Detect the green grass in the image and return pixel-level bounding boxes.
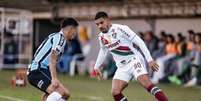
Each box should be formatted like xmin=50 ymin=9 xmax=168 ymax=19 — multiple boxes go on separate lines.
xmin=0 ymin=70 xmax=201 ymax=101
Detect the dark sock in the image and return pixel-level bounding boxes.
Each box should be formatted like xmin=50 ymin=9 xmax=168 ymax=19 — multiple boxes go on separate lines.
xmin=147 ymin=84 xmax=168 ymax=101
xmin=113 ymin=93 xmax=128 ymax=101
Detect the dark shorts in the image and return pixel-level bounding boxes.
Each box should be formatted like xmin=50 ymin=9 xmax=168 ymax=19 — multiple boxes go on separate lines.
xmin=27 ymin=68 xmax=51 ymax=94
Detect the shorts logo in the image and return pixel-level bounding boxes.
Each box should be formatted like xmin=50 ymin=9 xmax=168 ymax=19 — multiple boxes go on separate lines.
xmin=120 ymin=60 xmax=131 ymax=65
xmin=37 ymin=80 xmax=44 ymax=89
xmin=120 ymin=60 xmax=126 ymax=64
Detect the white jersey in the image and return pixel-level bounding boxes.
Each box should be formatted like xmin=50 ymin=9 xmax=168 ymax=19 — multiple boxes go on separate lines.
xmin=94 ymin=24 xmax=153 ymax=69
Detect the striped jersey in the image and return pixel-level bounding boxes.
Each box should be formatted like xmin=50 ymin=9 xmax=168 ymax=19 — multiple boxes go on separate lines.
xmin=94 ymin=24 xmax=153 ymax=69
xmin=30 ymin=31 xmax=66 ymax=71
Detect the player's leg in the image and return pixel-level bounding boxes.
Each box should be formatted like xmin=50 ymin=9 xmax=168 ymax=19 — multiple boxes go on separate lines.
xmin=27 ymin=68 xmax=69 ymax=101
xmin=41 ymin=93 xmax=48 ymax=101
xmin=27 ymin=70 xmax=51 ymax=101
xmin=35 ymin=68 xmax=69 ymax=101
xmin=112 ymin=67 xmax=133 ymax=101
xmin=45 ymin=83 xmax=70 ymax=101
xmin=132 ymin=54 xmax=168 ymax=101
xmin=58 ymin=83 xmax=70 ymax=99
xmin=137 ymin=74 xmax=168 ymax=101
xmin=111 ymin=79 xmax=128 ymax=101
xmin=45 ymin=79 xmax=70 ymax=101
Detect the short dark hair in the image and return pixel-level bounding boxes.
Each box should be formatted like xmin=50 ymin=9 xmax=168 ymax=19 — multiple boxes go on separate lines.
xmin=94 ymin=11 xmax=108 ymax=20
xmin=188 ymin=29 xmax=194 ymax=34
xmin=61 ymin=18 xmax=78 ymax=28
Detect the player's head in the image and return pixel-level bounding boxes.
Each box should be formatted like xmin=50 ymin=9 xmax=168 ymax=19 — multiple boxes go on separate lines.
xmin=61 ymin=18 xmax=79 ymax=40
xmin=195 ymin=33 xmax=201 ymax=44
xmin=94 ymin=11 xmax=111 ymax=33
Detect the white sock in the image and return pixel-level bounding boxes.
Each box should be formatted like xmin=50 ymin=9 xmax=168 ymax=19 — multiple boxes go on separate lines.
xmin=46 ymin=92 xmax=62 ymax=101
xmin=58 ymin=98 xmax=66 ymax=101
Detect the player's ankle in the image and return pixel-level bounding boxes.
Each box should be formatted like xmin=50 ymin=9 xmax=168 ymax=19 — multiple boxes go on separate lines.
xmin=113 ymin=93 xmax=128 ymax=101
xmin=155 ymin=91 xmax=168 ymax=101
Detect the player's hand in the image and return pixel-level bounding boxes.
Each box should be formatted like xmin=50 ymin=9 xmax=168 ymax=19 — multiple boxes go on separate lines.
xmin=148 ymin=61 xmax=159 ymax=72
xmin=94 ymin=69 xmax=103 ymax=81
xmin=51 ymin=78 xmax=59 ymax=88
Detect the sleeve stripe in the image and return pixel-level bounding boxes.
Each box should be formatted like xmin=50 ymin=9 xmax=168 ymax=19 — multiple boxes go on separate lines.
xmin=58 ymin=34 xmax=65 ymax=46
xmin=58 ymin=34 xmax=62 ymax=45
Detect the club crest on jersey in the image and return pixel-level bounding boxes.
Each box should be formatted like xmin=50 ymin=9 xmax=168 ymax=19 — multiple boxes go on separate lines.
xmin=100 ymin=36 xmax=109 ymax=45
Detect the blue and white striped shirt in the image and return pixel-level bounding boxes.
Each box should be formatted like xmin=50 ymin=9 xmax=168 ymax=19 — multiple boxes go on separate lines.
xmin=30 ymin=31 xmax=66 ymax=71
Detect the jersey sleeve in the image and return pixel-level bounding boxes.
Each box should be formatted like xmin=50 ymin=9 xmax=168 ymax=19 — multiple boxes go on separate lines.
xmin=132 ymin=35 xmax=153 ymax=62
xmin=117 ymin=25 xmax=137 ymax=41
xmin=118 ymin=25 xmax=153 ymax=62
xmin=94 ymin=36 xmax=109 ymax=70
xmin=51 ymin=34 xmax=66 ymax=55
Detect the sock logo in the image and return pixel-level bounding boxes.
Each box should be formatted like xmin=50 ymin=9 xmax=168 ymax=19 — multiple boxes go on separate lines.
xmin=120 ymin=97 xmax=128 ymax=101
xmin=151 ymin=87 xmax=161 ymax=95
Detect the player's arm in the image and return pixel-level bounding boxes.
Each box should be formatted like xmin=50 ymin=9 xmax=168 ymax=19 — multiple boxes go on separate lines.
xmin=49 ymin=50 xmax=59 ymax=87
xmin=50 ymin=34 xmax=66 ymax=87
xmin=131 ymin=35 xmax=159 ymax=71
xmin=94 ymin=38 xmax=109 ymax=80
xmin=120 ymin=26 xmax=159 ymax=71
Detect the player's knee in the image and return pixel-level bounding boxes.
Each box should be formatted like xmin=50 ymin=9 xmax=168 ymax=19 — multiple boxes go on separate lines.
xmin=111 ymin=89 xmax=121 ymax=96
xmin=62 ymin=91 xmax=70 ymax=100
xmin=46 ymin=85 xmax=56 ymax=94
xmin=137 ymin=74 xmax=152 ymax=88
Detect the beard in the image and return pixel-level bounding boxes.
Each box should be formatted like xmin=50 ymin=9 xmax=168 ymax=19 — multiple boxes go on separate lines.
xmin=100 ymin=28 xmax=108 ymax=33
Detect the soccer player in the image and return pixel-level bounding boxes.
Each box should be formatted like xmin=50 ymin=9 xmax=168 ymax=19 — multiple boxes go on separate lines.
xmin=94 ymin=11 xmax=168 ymax=101
xmin=27 ymin=18 xmax=78 ymax=101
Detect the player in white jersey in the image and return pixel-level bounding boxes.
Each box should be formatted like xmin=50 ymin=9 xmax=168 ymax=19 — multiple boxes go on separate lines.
xmin=94 ymin=11 xmax=168 ymax=101
xmin=27 ymin=18 xmax=78 ymax=101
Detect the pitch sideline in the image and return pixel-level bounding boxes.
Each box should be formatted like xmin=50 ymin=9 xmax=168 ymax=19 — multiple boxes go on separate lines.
xmin=0 ymin=94 xmax=29 ymax=101
xmin=0 ymin=94 xmax=103 ymax=101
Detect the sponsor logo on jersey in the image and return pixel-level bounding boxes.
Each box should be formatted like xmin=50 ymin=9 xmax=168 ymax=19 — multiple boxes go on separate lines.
xmin=107 ymin=40 xmax=120 ymax=48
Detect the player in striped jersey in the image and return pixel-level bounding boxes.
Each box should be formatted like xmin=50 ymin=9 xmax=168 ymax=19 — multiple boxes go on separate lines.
xmin=27 ymin=18 xmax=78 ymax=101
xmin=94 ymin=12 xmax=168 ymax=101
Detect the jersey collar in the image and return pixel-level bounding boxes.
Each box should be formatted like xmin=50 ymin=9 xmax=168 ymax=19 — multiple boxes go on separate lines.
xmin=102 ymin=24 xmax=113 ymax=35
xmin=59 ymin=30 xmax=64 ymax=35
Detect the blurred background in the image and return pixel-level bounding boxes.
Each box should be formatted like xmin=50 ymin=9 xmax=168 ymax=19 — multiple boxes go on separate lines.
xmin=0 ymin=0 xmax=201 ymax=101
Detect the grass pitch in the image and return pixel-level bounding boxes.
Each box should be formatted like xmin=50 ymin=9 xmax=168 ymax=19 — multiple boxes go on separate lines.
xmin=0 ymin=70 xmax=201 ymax=101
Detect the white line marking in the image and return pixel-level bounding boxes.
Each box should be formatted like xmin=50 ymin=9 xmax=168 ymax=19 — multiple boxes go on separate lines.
xmin=0 ymin=94 xmax=103 ymax=101
xmin=0 ymin=95 xmax=29 ymax=101
xmin=71 ymin=95 xmax=104 ymax=101
xmin=87 ymin=96 xmax=103 ymax=101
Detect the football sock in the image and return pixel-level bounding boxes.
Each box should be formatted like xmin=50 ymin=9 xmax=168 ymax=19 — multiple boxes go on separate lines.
xmin=46 ymin=92 xmax=62 ymax=101
xmin=113 ymin=93 xmax=128 ymax=101
xmin=147 ymin=84 xmax=168 ymax=101
xmin=58 ymin=98 xmax=66 ymax=101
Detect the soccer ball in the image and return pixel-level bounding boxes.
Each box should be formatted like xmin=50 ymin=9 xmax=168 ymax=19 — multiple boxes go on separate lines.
xmin=11 ymin=69 xmax=27 ymax=87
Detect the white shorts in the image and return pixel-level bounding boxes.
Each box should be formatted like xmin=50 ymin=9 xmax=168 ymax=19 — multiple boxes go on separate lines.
xmin=113 ymin=56 xmax=148 ymax=83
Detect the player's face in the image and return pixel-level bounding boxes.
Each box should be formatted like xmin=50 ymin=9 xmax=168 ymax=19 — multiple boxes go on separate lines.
xmin=64 ymin=26 xmax=77 ymax=40
xmin=195 ymin=34 xmax=201 ymax=43
xmin=95 ymin=17 xmax=110 ymax=33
